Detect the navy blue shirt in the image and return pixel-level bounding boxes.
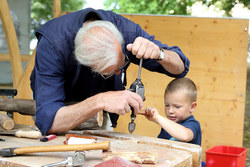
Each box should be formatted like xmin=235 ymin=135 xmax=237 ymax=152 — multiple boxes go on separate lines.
xmin=158 ymin=115 xmax=201 ymax=145
xmin=30 ymin=8 xmax=190 ymax=135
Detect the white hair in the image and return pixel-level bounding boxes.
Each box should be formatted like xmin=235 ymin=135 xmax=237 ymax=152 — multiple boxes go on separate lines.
xmin=74 ymin=20 xmax=124 ymax=73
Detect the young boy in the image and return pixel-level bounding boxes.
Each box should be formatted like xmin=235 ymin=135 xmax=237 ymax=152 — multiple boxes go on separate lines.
xmin=144 ymin=77 xmax=201 ymax=145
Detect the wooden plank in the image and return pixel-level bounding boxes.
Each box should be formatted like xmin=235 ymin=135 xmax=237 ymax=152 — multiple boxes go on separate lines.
xmin=0 ymin=0 xmax=22 ymax=88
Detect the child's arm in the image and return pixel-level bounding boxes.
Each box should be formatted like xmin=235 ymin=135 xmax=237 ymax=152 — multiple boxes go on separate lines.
xmin=144 ymin=107 xmax=194 ymax=143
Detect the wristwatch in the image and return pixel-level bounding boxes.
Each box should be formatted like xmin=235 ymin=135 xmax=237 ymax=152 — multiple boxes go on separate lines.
xmin=157 ymin=47 xmax=165 ymax=61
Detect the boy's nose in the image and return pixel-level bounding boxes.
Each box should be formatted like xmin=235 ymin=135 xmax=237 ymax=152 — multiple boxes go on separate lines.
xmin=169 ymin=107 xmax=174 ymax=114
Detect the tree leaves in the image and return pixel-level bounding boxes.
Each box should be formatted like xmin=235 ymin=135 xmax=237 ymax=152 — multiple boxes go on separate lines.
xmin=104 ymin=0 xmax=250 ymax=16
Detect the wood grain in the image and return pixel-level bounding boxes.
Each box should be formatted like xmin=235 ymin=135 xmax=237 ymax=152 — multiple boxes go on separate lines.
xmin=0 ymin=113 xmax=15 ymax=130
xmin=103 ymin=151 xmax=157 ymax=164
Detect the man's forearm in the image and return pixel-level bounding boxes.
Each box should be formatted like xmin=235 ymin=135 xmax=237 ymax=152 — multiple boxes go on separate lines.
xmin=159 ymin=49 xmax=185 ymax=75
xmin=48 ymin=94 xmax=104 ymax=134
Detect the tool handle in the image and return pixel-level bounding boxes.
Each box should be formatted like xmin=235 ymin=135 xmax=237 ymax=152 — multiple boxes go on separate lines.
xmin=0 ymin=89 xmax=17 ymax=96
xmin=15 ymin=130 xmax=42 ymax=139
xmin=137 ymin=110 xmax=146 ymax=115
xmin=14 ymin=141 xmax=110 ymax=155
xmin=130 ymin=107 xmax=136 ymax=119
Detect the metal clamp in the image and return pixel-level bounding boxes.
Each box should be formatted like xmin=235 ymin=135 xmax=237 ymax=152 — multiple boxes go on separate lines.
xmin=42 ymin=151 xmax=86 ymax=167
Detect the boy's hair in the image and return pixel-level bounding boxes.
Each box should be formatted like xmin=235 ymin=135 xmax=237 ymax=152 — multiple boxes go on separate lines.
xmin=165 ymin=77 xmax=197 ymax=103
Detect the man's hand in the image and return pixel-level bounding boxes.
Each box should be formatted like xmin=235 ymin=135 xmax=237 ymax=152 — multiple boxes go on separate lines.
xmin=99 ymin=90 xmax=143 ymax=115
xmin=127 ymin=37 xmax=161 ymax=60
xmin=127 ymin=37 xmax=185 ymax=75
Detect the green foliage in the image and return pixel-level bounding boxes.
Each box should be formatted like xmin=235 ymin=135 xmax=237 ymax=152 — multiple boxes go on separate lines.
xmin=104 ymin=0 xmax=250 ymax=16
xmin=31 ymin=0 xmax=85 ymax=33
xmin=104 ymin=0 xmax=196 ymax=15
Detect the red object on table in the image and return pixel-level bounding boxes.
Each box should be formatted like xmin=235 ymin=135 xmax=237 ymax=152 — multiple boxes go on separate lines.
xmin=94 ymin=156 xmax=142 ymax=167
xmin=206 ymin=145 xmax=248 ymax=167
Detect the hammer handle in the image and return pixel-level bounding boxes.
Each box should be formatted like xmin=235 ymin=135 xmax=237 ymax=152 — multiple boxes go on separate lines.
xmin=14 ymin=140 xmax=110 ymax=155
xmin=15 ymin=130 xmax=42 ymax=139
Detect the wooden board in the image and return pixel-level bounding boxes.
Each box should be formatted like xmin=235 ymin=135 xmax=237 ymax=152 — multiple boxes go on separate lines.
xmin=0 ymin=127 xmax=200 ymax=167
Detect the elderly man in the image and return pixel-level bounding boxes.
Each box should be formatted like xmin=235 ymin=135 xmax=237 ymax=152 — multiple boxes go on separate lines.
xmin=30 ymin=8 xmax=190 ymax=135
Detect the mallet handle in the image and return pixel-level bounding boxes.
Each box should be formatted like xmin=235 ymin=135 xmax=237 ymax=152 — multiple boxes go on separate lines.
xmin=14 ymin=141 xmax=110 ymax=155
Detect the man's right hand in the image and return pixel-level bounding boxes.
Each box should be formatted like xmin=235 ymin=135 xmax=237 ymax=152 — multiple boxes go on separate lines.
xmin=98 ymin=90 xmax=143 ymax=115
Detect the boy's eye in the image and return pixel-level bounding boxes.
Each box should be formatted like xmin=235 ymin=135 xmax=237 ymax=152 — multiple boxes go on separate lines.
xmin=165 ymin=104 xmax=170 ymax=107
xmin=175 ymin=105 xmax=181 ymax=109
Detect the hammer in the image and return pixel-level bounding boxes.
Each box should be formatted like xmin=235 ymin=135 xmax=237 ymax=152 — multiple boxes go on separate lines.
xmin=0 ymin=140 xmax=110 ymax=157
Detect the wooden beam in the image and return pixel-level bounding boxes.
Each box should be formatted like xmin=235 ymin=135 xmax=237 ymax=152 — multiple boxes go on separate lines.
xmin=53 ymin=0 xmax=61 ymax=18
xmin=0 ymin=0 xmax=22 ymax=88
xmin=13 ymin=48 xmax=36 ymax=126
xmin=0 ymin=53 xmax=30 ymax=62
xmin=0 ymin=0 xmax=22 ymax=86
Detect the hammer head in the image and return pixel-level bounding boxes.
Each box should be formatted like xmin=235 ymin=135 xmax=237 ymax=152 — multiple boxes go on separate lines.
xmin=0 ymin=148 xmax=17 ymax=157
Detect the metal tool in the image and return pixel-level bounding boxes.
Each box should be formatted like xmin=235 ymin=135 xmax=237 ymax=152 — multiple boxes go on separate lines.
xmin=0 ymin=140 xmax=110 ymax=157
xmin=128 ymin=58 xmax=145 ymax=134
xmin=42 ymin=151 xmax=86 ymax=167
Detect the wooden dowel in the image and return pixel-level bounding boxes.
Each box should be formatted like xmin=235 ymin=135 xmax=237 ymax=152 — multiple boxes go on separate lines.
xmin=0 ymin=113 xmax=15 ymax=130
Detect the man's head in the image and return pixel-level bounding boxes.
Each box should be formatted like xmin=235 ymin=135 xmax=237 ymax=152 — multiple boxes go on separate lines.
xmin=74 ymin=20 xmax=125 ymax=79
xmin=164 ymin=77 xmax=197 ymax=123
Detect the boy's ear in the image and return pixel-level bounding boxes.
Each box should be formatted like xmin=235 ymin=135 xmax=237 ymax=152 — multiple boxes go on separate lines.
xmin=190 ymin=102 xmax=197 ymax=113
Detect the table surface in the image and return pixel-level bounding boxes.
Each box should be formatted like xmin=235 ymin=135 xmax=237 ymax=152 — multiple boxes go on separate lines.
xmin=0 ymin=126 xmax=197 ymax=167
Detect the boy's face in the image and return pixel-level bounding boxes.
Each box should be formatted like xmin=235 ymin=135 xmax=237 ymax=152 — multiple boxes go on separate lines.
xmin=164 ymin=89 xmax=196 ymax=123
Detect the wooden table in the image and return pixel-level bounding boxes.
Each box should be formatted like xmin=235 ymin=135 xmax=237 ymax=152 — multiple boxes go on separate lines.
xmin=0 ymin=127 xmax=202 ymax=167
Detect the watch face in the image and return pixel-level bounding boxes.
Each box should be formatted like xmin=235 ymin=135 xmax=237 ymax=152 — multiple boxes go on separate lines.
xmin=159 ymin=48 xmax=165 ymax=60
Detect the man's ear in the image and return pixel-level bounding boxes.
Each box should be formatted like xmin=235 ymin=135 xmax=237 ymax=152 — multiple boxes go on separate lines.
xmin=190 ymin=102 xmax=197 ymax=113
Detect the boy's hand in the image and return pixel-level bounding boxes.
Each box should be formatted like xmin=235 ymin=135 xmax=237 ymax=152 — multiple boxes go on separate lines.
xmin=144 ymin=106 xmax=159 ymax=123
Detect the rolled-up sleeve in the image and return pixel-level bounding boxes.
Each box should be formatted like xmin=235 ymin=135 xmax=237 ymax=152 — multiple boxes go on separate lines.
xmin=33 ymin=36 xmax=66 ymax=135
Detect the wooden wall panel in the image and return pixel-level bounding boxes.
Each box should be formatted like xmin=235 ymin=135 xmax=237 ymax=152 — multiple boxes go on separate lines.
xmin=115 ymin=14 xmax=249 ymax=161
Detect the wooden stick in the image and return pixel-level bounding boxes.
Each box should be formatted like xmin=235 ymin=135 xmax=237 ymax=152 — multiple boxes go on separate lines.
xmin=137 ymin=110 xmax=146 ymax=115
xmin=0 ymin=113 xmax=15 ymax=130
xmin=103 ymin=150 xmax=158 ymax=164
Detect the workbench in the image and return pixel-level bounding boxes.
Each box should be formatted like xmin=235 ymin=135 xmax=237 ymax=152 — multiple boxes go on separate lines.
xmin=0 ymin=126 xmax=202 ymax=167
